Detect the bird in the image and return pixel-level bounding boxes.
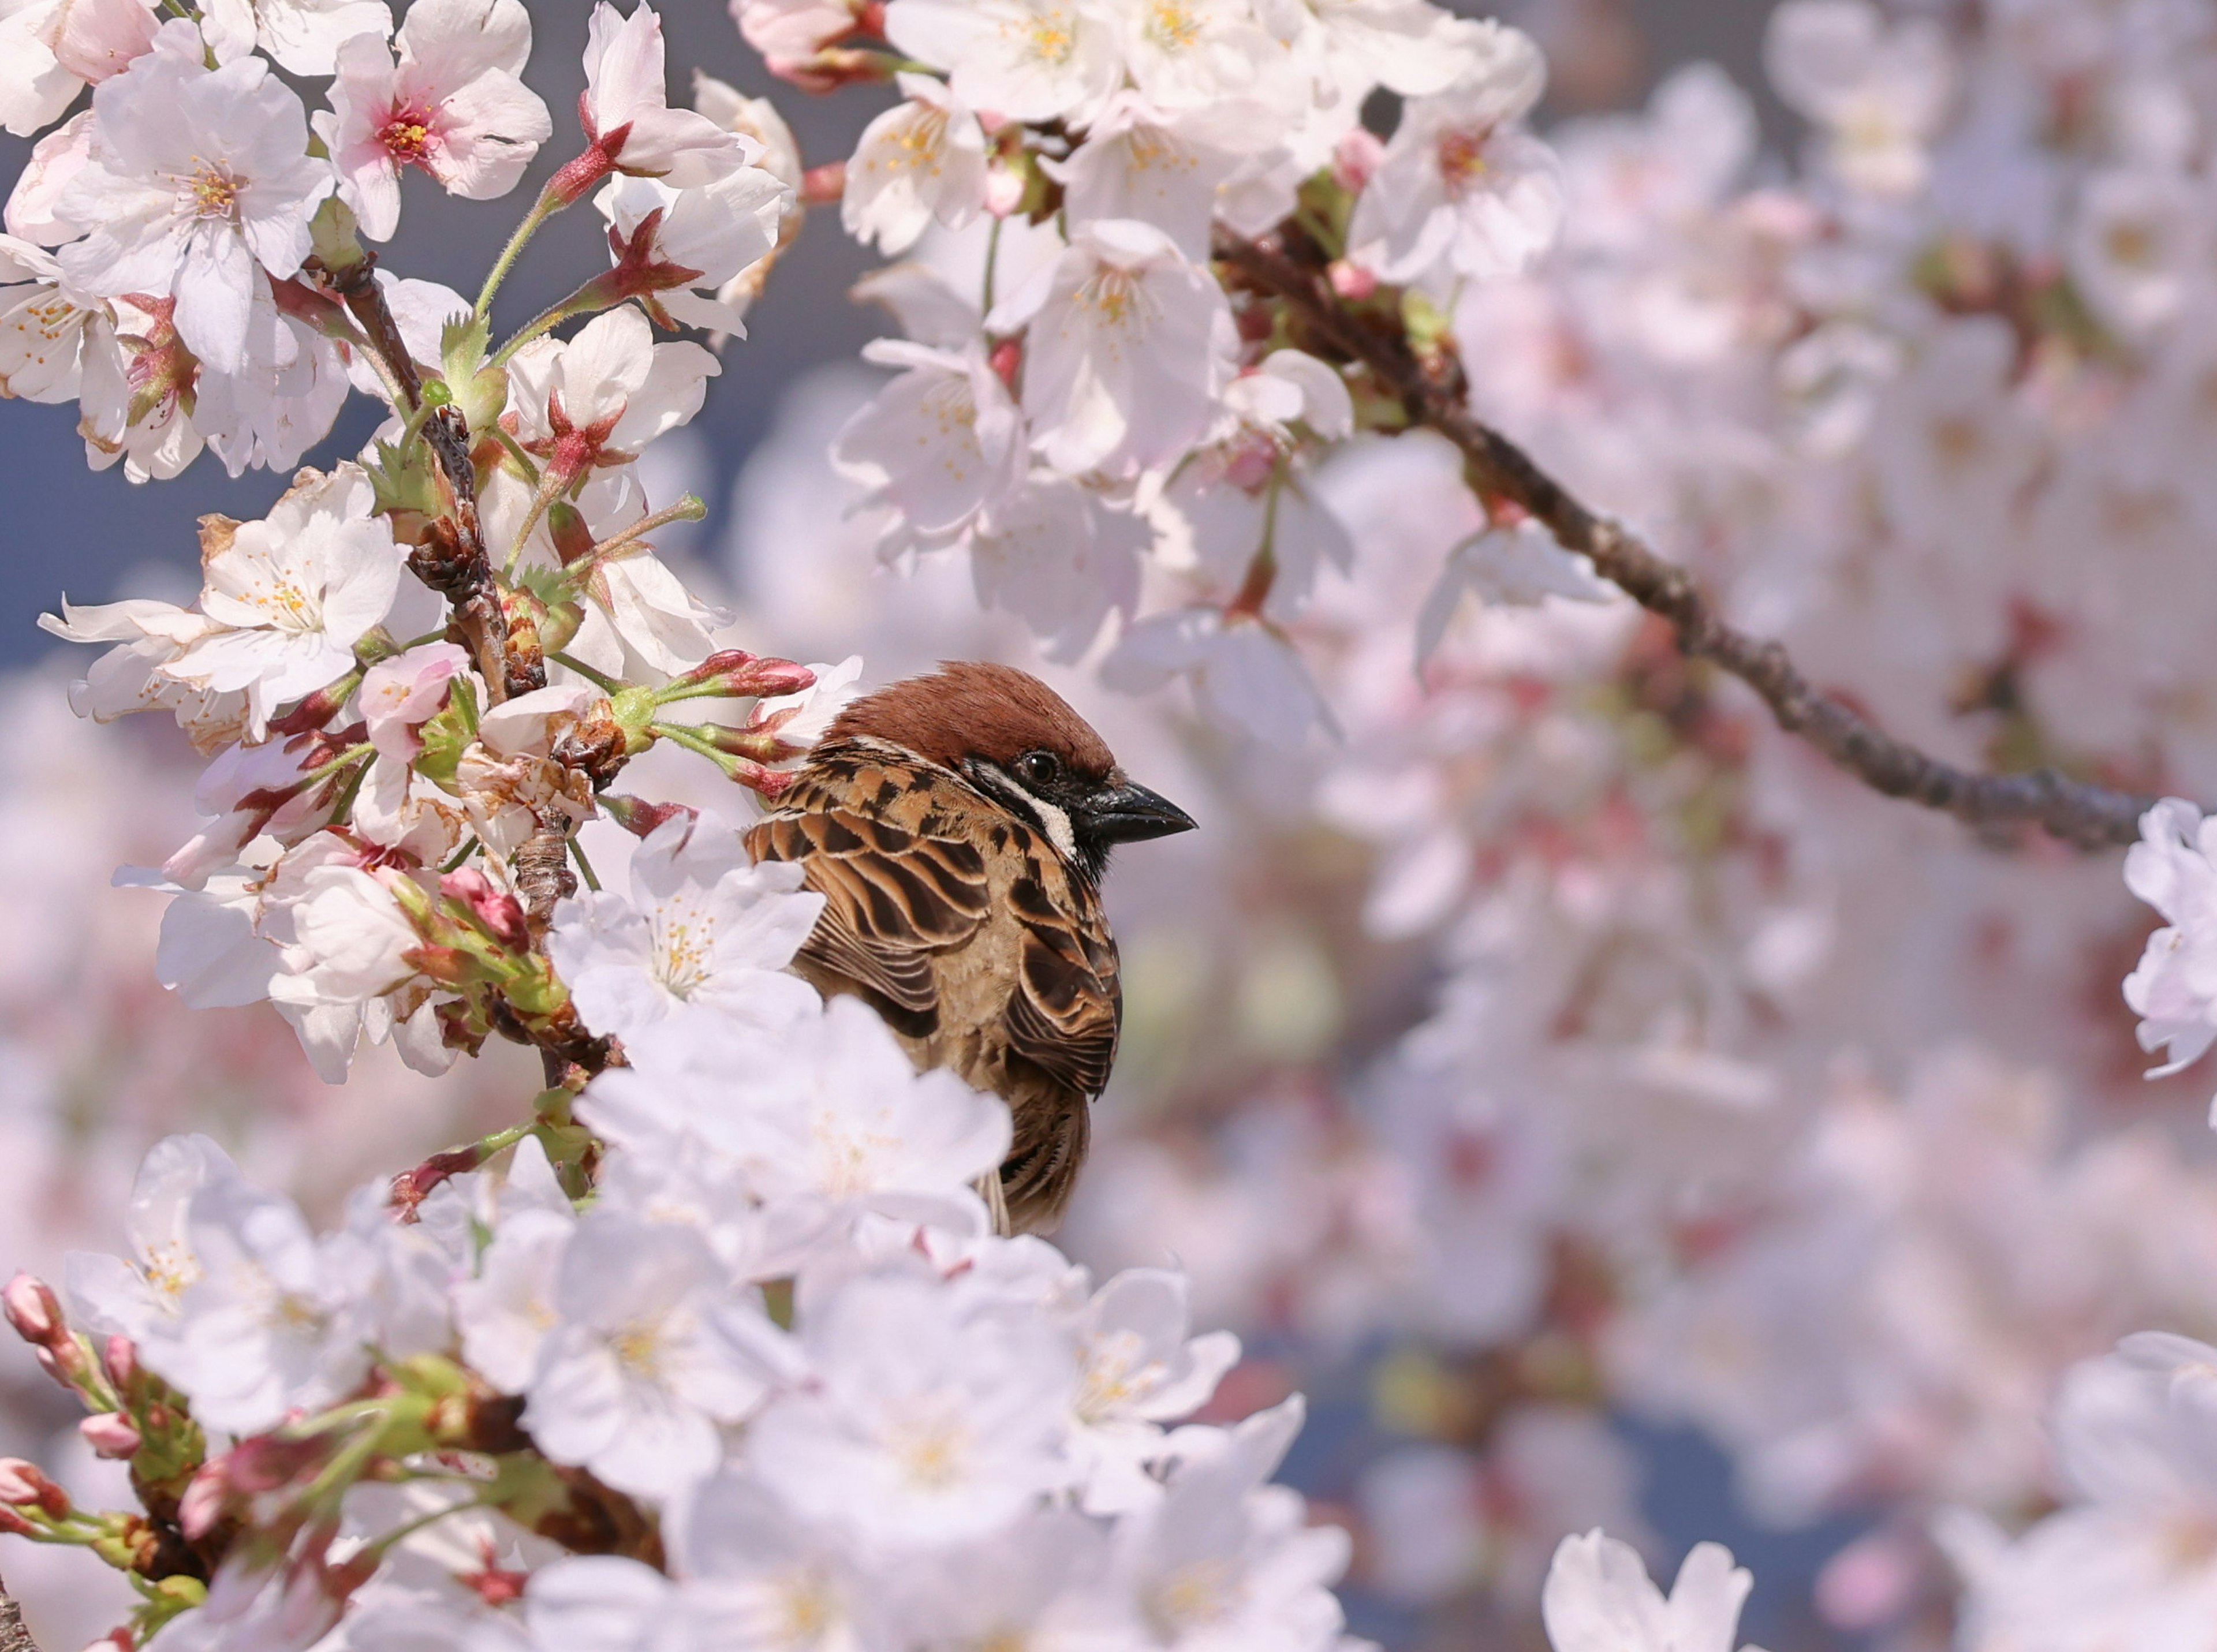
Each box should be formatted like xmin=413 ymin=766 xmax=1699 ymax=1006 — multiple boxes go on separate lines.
xmin=744 ymin=661 xmax=1196 ymax=1234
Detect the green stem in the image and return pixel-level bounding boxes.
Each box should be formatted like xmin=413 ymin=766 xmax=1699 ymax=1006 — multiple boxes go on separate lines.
xmin=569 ymin=830 xmax=602 ymax=892
xmin=489 ymin=424 xmax=543 ymax=487
xmin=575 ymin=495 xmax=705 ymax=567
xmin=490 ymin=279 xmax=616 ymax=372
xmin=981 ymin=213 xmax=1005 ymax=317
xmin=476 ymin=184 xmax=564 ymax=320
xmin=549 ymin=652 xmax=624 ymax=694
xmin=652 ymin=719 xmax=738 ymax=775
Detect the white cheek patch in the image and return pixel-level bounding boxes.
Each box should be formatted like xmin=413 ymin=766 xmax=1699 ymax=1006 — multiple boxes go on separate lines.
xmin=1025 ymin=793 xmax=1080 ymax=864
xmin=975 ymin=762 xmax=1080 ymax=863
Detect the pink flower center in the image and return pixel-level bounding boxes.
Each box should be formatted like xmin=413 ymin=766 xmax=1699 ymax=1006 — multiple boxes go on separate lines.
xmin=380 ymin=107 xmax=436 ymax=165
xmin=1436 ymin=128 xmax=1494 ymax=197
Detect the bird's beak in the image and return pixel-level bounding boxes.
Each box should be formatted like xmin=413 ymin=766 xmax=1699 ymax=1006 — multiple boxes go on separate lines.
xmin=1081 ymin=779 xmax=1197 ymax=845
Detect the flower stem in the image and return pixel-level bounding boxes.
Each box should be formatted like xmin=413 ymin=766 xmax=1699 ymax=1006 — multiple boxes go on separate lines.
xmin=475 ymin=183 xmax=565 ymax=320
xmin=549 ymin=652 xmax=624 ymax=694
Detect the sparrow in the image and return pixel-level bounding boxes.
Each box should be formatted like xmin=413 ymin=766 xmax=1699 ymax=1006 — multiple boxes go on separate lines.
xmin=744 ymin=661 xmax=1196 ymax=1234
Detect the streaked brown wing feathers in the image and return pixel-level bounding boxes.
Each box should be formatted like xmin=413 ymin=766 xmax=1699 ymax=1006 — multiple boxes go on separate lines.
xmin=1005 ymin=917 xmax=1120 ymax=1099
xmin=747 ymin=808 xmax=991 ymax=1023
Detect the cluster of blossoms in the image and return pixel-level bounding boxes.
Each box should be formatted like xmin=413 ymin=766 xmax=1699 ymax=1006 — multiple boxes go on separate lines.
xmin=707 ymin=0 xmax=2217 ymax=1646
xmin=8 ymin=0 xmax=2217 ymax=1644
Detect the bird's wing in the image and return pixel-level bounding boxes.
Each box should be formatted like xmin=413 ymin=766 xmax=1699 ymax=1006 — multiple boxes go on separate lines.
xmin=747 ymin=810 xmax=992 ymax=1031
xmin=1003 ymin=870 xmax=1122 ymax=1101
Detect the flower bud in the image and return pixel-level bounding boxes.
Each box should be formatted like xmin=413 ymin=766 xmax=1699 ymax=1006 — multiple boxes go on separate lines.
xmin=800 ymin=159 xmax=849 ymax=203
xmin=441 ymin=869 xmax=531 ymax=952
xmin=1334 ymin=126 xmax=1384 ymax=193
xmin=103 ymin=1336 xmax=139 ymax=1392
xmin=3 ymin=1273 xmax=61 ymax=1344
xmin=0 ymin=1457 xmax=70 ymax=1518
xmin=667 ymin=650 xmax=817 ymax=701
xmin=80 ymin=1413 xmax=142 ymax=1460
xmin=600 ymin=795 xmax=699 ymax=840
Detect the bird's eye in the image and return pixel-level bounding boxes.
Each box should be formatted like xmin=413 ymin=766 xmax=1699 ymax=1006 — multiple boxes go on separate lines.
xmin=1015 ymin=750 xmax=1062 ymax=788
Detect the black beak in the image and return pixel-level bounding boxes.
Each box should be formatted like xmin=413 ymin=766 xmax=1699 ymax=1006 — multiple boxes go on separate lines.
xmin=1080 ymin=779 xmax=1197 ymax=846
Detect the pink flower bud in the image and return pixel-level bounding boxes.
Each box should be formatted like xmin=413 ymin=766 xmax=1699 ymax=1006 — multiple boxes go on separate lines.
xmin=0 ymin=1458 xmax=68 ymax=1518
xmin=3 ymin=1274 xmax=61 ymax=1344
xmin=80 ymin=1413 xmax=141 ymax=1459
xmin=984 ymin=159 xmax=1027 ymax=218
xmin=103 ymin=1335 xmax=139 ymax=1391
xmin=441 ymin=869 xmax=531 ymax=952
xmin=990 ymin=338 xmax=1023 ymax=395
xmin=178 ymin=1461 xmax=229 ymax=1541
xmin=602 ymin=795 xmax=700 ymax=840
xmin=1333 ymin=126 xmax=1384 ymax=193
xmin=1328 ymin=259 xmax=1378 ymax=301
xmin=671 ymin=650 xmax=817 ymax=700
xmin=801 ymin=159 xmax=848 ymax=204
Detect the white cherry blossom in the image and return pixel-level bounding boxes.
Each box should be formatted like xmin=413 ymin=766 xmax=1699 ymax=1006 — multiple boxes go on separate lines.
xmin=56 ymin=24 xmax=335 ymax=374
xmin=746 ymin=1269 xmax=1078 ymax=1548
xmin=989 ymin=217 xmax=1236 ymax=479
xmin=547 ymin=813 xmax=825 ymax=1046
xmin=583 ymin=1 xmax=751 ymax=188
xmin=0 ymin=0 xmax=156 ymax=138
xmin=2123 ymin=799 xmax=2217 ymax=1102
xmin=834 ymin=337 xmax=1027 ymax=545
xmin=883 ymin=0 xmax=1122 ymax=124
xmin=1542 ymin=1530 xmax=1768 ymax=1652
xmin=1043 ymin=94 xmax=1244 ymax=259
xmin=522 ymin=1213 xmax=787 ymax=1501
xmin=159 ymin=466 xmax=408 ymax=740
xmin=200 ymin=0 xmax=393 ymax=76
xmin=594 ymin=165 xmax=789 ymax=334
xmin=1346 ymin=23 xmax=1563 ymax=296
xmin=1766 ymin=0 xmax=1954 ymax=197
xmin=841 ymin=75 xmax=989 ymax=256
xmin=316 ymin=0 xmax=553 ymax=242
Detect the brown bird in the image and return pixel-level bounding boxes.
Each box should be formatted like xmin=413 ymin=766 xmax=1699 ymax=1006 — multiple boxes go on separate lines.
xmin=744 ymin=661 xmax=1196 ymax=1234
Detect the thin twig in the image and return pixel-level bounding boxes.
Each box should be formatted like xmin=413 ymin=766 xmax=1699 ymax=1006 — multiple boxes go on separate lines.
xmin=0 ymin=1578 xmax=41 ymax=1652
xmin=1214 ymin=229 xmax=2156 ymax=850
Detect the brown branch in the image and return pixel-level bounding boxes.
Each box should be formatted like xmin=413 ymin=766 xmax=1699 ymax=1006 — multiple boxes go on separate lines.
xmin=0 ymin=1578 xmax=39 ymax=1652
xmin=1214 ymin=229 xmax=2156 ymax=850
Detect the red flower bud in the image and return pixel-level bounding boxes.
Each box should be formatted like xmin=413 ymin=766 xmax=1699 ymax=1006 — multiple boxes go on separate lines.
xmin=801 ymin=159 xmax=849 ymax=203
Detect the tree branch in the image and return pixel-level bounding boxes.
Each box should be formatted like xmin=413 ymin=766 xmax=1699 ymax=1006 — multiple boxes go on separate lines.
xmin=1214 ymin=229 xmax=2155 ymax=850
xmin=0 ymin=1578 xmax=40 ymax=1652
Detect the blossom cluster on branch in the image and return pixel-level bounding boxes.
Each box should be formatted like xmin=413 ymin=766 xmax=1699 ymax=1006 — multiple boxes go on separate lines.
xmin=0 ymin=0 xmax=2215 ymax=1646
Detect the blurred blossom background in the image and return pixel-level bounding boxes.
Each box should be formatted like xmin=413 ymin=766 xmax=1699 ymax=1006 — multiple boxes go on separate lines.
xmin=8 ymin=0 xmax=2217 ymax=1648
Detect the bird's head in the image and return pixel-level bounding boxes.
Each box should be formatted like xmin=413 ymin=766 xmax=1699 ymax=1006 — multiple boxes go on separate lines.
xmin=826 ymin=661 xmax=1196 ymax=881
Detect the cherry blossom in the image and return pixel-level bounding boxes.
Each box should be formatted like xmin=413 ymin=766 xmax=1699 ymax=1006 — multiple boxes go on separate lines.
xmin=0 ymin=0 xmax=156 ymax=138
xmin=988 ymin=218 xmax=1236 ymax=478
xmin=546 ymin=813 xmax=825 ymax=1045
xmin=746 ymin=1269 xmax=1077 ymax=1547
xmin=158 ymin=466 xmax=408 ymax=741
xmin=200 ymin=0 xmax=393 ymax=77
xmin=1345 ymin=22 xmax=1564 ymax=296
xmin=316 ymin=0 xmax=553 ymax=242
xmin=55 ymin=24 xmax=335 ymax=375
xmin=522 ymin=1213 xmax=786 ymax=1501
xmin=1542 ymin=1531 xmax=1768 ymax=1652
xmin=581 ymin=1 xmax=751 ymax=188
xmin=884 ymin=0 xmax=1121 ymax=123
xmin=841 ymin=75 xmax=989 ymax=256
